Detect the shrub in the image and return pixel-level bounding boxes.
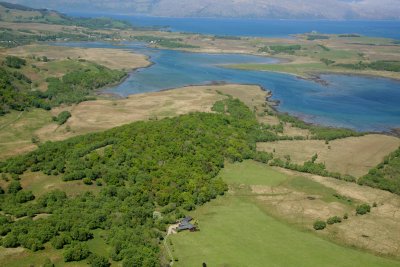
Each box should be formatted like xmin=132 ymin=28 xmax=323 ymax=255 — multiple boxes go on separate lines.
xmin=5 ymin=56 xmax=26 ymax=69
xmin=63 ymin=242 xmax=90 ymax=262
xmin=43 ymin=258 xmax=55 ymax=267
xmin=51 ymin=233 xmax=71 ymax=249
xmin=88 ymin=254 xmax=111 ymax=267
xmin=15 ymin=190 xmax=35 ymax=203
xmin=83 ymin=178 xmax=93 ymax=185
xmin=327 ymin=216 xmax=342 ymax=225
xmin=2 ymin=233 xmax=19 ymax=248
xmin=54 ymin=111 xmax=71 ymax=125
xmin=343 ymin=213 xmax=348 ymax=220
xmin=313 ymin=220 xmax=326 ymax=230
xmin=356 ymin=204 xmax=371 ymax=215
xmin=8 ymin=180 xmax=22 ymax=194
xmin=70 ymin=227 xmax=93 ymax=241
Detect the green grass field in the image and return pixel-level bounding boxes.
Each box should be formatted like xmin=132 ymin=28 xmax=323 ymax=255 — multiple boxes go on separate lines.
xmin=0 ymin=109 xmax=52 ymax=159
xmin=170 ymin=161 xmax=400 ymax=267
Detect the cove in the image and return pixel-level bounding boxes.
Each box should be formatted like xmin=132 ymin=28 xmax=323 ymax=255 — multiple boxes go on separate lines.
xmin=54 ymin=42 xmax=400 ymax=132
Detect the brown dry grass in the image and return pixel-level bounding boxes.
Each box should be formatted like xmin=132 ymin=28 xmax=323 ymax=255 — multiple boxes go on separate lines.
xmin=37 ymin=84 xmax=266 ymax=141
xmin=252 ymin=166 xmax=400 ymax=257
xmin=5 ymin=44 xmax=150 ymax=70
xmin=0 ymin=84 xmax=268 ymax=158
xmin=257 ymin=134 xmax=400 ymax=177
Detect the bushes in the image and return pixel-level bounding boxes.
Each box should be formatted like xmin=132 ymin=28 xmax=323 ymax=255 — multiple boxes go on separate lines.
xmin=70 ymin=227 xmax=93 ymax=241
xmin=277 ymin=113 xmax=363 ymax=141
xmin=63 ymin=242 xmax=90 ymax=262
xmin=327 ymin=216 xmax=342 ymax=225
xmin=313 ymin=220 xmax=326 ymax=230
xmin=321 ymin=58 xmax=335 ymax=66
xmin=51 ymin=233 xmax=71 ymax=249
xmin=133 ymin=36 xmax=199 ymax=49
xmin=7 ymin=180 xmax=22 ymax=194
xmin=4 ymin=56 xmax=26 ymax=69
xmin=356 ymin=204 xmax=371 ymax=215
xmin=88 ymin=254 xmax=111 ymax=267
xmin=336 ymin=60 xmax=400 ymax=72
xmin=2 ymin=233 xmax=19 ymax=247
xmin=259 ymin=45 xmax=301 ymax=54
xmin=53 ymin=111 xmax=71 ymax=125
xmin=15 ymin=190 xmax=35 ymax=203
xmin=358 ymin=147 xmax=400 ymax=195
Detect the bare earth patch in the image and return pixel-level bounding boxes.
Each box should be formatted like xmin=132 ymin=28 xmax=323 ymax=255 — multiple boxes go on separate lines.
xmin=257 ymin=134 xmax=400 ymax=177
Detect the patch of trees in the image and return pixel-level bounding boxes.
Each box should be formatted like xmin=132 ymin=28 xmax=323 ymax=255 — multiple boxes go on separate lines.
xmin=133 ymin=35 xmax=199 ymax=49
xmin=321 ymin=58 xmax=335 ymax=66
xmin=269 ymin=155 xmax=356 ymax=182
xmin=277 ymin=113 xmax=363 ymax=141
xmin=338 ymin=34 xmax=361 ymax=38
xmin=317 ymin=44 xmax=330 ymax=51
xmin=313 ymin=220 xmax=326 ymax=230
xmin=0 ymin=62 xmax=125 ymax=115
xmin=356 ymin=204 xmax=371 ymax=215
xmin=358 ymin=147 xmax=400 ymax=195
xmin=0 ymin=98 xmax=267 ymax=265
xmin=40 ymin=63 xmax=125 ymax=106
xmin=0 ymin=28 xmax=116 ymax=48
xmin=259 ymin=45 xmax=301 ymax=55
xmin=53 ymin=111 xmax=71 ymax=125
xmin=307 ymin=35 xmax=329 ymax=40
xmin=4 ymin=55 xmax=26 ymax=68
xmin=326 ymin=216 xmax=342 ymax=225
xmin=0 ymin=66 xmax=45 ymax=115
xmin=314 ymin=214 xmax=345 ymax=230
xmin=336 ymin=60 xmax=400 ymax=72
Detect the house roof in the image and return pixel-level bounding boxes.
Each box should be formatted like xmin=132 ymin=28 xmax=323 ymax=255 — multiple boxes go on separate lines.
xmin=181 ymin=216 xmax=192 ymax=223
xmin=177 ymin=222 xmax=195 ymax=230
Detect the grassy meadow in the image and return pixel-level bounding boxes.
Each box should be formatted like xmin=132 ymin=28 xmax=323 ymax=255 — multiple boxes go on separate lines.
xmin=170 ymin=161 xmax=400 ymax=267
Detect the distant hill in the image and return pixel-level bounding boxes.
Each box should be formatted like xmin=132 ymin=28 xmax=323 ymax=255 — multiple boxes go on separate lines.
xmin=0 ymin=2 xmax=132 ymax=29
xmin=4 ymin=0 xmax=400 ymax=20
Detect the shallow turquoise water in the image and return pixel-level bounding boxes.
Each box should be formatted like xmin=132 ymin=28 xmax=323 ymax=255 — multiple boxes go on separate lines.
xmin=55 ymin=42 xmax=400 ymax=132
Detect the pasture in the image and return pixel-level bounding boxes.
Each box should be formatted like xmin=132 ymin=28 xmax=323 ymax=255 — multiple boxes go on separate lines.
xmin=170 ymin=160 xmax=400 ymax=266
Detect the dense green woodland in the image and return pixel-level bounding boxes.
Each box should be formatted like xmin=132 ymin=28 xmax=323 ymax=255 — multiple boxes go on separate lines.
xmin=0 ymin=98 xmax=271 ymax=266
xmin=0 ymin=57 xmax=125 ymax=115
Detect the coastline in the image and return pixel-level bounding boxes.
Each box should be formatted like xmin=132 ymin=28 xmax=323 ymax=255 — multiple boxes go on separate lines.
xmin=58 ymin=42 xmax=399 ymax=135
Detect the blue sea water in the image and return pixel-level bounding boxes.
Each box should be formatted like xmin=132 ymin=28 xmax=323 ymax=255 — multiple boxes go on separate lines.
xmin=68 ymin=12 xmax=400 ymax=40
xmin=55 ymin=42 xmax=400 ymax=132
